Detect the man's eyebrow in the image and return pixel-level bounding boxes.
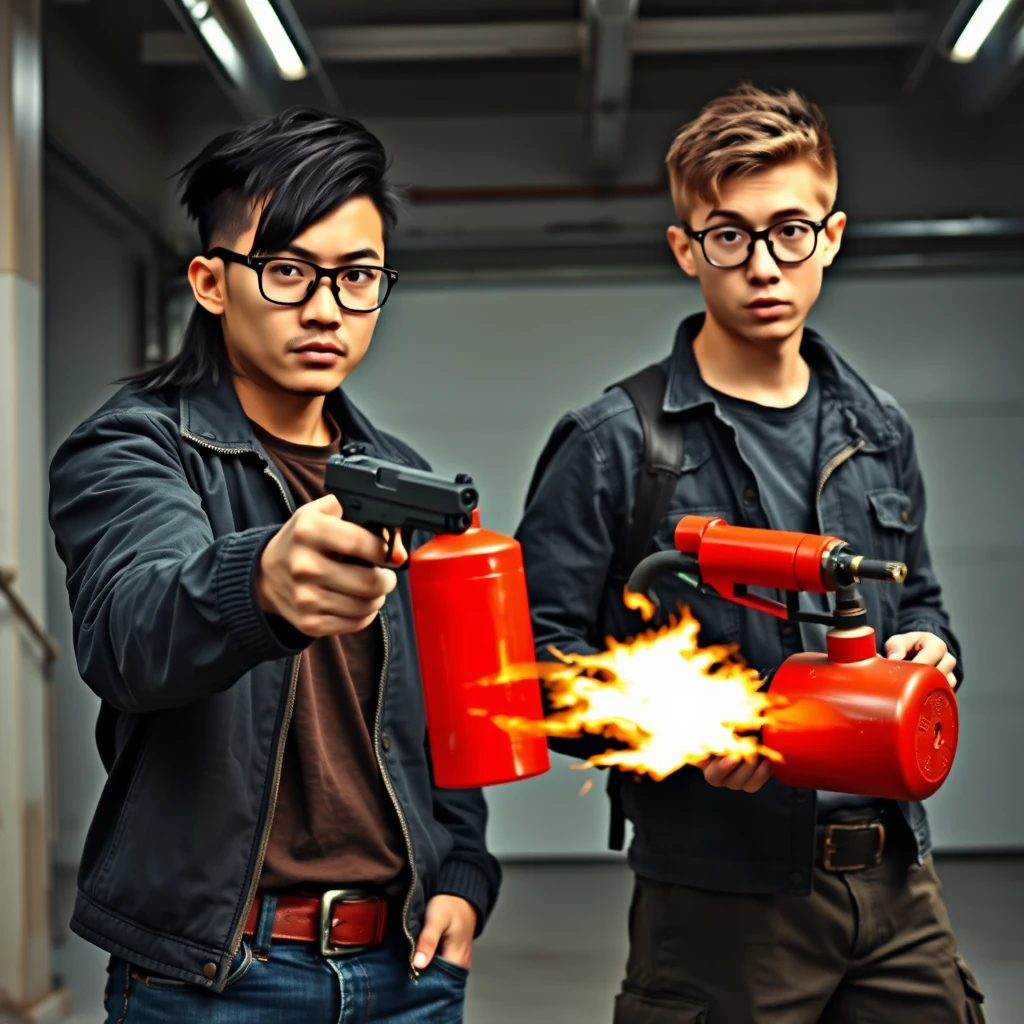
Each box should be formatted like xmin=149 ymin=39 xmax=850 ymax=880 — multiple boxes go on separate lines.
xmin=279 ymin=244 xmax=382 ymax=263
xmin=706 ymin=207 xmax=812 ymax=224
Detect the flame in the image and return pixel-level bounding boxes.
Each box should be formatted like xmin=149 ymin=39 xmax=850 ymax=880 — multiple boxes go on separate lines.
xmin=623 ymin=586 xmax=657 ymax=621
xmin=481 ymin=603 xmax=786 ymax=782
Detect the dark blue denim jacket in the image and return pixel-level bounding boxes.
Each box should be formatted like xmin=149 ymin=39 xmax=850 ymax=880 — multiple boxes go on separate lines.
xmin=515 ymin=313 xmax=962 ymax=895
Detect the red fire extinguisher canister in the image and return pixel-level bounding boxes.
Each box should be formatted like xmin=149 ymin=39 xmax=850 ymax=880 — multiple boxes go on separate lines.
xmin=762 ymin=626 xmax=959 ymax=802
xmin=408 ymin=508 xmax=551 ymax=789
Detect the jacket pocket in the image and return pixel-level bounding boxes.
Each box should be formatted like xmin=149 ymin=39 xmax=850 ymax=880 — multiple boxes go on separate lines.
xmin=865 ymin=488 xmax=917 ymax=607
xmin=614 ymin=990 xmax=708 ymax=1023
xmin=866 ymin=488 xmax=918 ymax=534
xmin=94 ymin=721 xmax=152 ymax=903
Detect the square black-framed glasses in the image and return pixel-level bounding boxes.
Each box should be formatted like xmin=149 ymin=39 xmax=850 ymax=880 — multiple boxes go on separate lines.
xmin=206 ymin=247 xmax=399 ymax=313
xmin=682 ymin=210 xmax=840 ymax=269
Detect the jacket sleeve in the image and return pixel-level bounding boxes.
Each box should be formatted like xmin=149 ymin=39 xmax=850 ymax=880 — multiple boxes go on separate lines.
xmin=514 ymin=411 xmax=632 ymax=759
xmin=49 ymin=409 xmax=311 ymax=713
xmin=886 ymin=402 xmax=964 ymax=688
xmin=429 ymin=766 xmax=502 ymax=936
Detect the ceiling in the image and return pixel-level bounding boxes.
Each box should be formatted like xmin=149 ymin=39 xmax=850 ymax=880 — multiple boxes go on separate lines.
xmin=43 ymin=0 xmax=1024 ymax=272
xmin=46 ymin=0 xmax=1024 ymax=130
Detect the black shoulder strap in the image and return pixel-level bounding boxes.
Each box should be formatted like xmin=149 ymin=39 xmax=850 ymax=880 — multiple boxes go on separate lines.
xmin=603 ymin=363 xmax=685 ymax=851
xmin=607 ymin=363 xmax=686 ymax=587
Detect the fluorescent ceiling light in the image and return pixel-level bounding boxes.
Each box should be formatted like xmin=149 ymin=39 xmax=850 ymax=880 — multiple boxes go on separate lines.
xmin=950 ymin=0 xmax=1016 ymax=62
xmin=180 ymin=0 xmax=246 ymax=84
xmin=198 ymin=17 xmax=246 ymax=83
xmin=244 ymin=0 xmax=308 ymax=80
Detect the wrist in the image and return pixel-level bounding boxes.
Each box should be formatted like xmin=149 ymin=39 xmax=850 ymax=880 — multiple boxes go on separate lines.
xmin=254 ymin=550 xmax=278 ymax=617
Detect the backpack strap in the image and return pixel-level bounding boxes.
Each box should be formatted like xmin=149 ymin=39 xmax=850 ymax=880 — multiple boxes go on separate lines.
xmin=603 ymin=363 xmax=686 ymax=850
xmin=606 ymin=363 xmax=687 ymax=587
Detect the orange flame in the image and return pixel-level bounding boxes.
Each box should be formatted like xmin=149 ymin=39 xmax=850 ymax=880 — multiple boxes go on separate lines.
xmin=622 ymin=586 xmax=657 ymax=622
xmin=480 ymin=602 xmax=786 ymax=782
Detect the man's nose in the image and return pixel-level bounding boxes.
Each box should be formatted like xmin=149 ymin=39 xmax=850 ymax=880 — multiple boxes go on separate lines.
xmin=302 ymin=277 xmax=343 ymax=325
xmin=746 ymin=237 xmax=781 ymax=281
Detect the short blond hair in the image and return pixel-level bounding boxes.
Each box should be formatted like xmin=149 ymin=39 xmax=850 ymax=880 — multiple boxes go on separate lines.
xmin=666 ymin=84 xmax=837 ymax=221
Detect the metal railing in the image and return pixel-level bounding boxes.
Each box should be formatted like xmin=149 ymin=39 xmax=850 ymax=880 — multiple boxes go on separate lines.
xmin=0 ymin=566 xmax=60 ymax=668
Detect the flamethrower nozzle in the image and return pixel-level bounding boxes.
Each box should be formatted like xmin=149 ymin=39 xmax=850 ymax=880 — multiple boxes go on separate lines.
xmin=826 ymin=548 xmax=907 ymax=588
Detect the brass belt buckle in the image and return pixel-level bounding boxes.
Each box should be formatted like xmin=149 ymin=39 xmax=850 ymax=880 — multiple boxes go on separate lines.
xmin=318 ymin=888 xmax=374 ymax=958
xmin=822 ymin=822 xmax=886 ymax=872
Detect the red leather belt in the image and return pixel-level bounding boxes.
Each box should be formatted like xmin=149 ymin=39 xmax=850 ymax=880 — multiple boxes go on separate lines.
xmin=243 ymin=889 xmax=388 ymax=957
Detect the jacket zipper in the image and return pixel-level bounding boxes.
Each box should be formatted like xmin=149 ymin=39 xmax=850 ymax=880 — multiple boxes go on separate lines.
xmin=815 ymin=437 xmax=865 ymax=522
xmin=373 ymin=611 xmax=420 ymax=976
xmin=180 ymin=429 xmax=302 ymax=961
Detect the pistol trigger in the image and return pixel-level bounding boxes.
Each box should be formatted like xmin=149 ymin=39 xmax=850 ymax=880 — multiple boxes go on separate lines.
xmin=385 ymin=530 xmax=396 ymax=563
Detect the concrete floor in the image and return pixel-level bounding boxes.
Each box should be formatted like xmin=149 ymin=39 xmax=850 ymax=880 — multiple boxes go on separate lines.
xmin=53 ymin=857 xmax=1022 ymax=1023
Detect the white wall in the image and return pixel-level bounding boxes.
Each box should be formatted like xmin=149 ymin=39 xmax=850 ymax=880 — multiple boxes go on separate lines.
xmin=342 ymin=268 xmax=1024 ymax=857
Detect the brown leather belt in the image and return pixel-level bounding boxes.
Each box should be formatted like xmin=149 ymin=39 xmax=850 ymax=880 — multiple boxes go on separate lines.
xmin=243 ymin=890 xmax=388 ymax=957
xmin=819 ymin=821 xmax=886 ymax=872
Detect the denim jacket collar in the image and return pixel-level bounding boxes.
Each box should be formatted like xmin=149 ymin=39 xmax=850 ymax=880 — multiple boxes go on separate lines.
xmin=664 ymin=313 xmax=900 ymax=453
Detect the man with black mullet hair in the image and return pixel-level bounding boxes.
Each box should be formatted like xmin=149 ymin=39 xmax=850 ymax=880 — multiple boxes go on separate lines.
xmin=49 ymin=107 xmax=500 ymax=1024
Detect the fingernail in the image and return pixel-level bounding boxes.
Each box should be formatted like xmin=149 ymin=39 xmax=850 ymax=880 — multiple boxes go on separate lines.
xmin=413 ymin=953 xmax=427 ymax=969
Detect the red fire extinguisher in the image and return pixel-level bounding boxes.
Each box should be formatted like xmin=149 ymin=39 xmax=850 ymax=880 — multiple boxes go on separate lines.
xmin=409 ymin=508 xmax=551 ymax=789
xmin=627 ymin=515 xmax=959 ymax=802
xmin=327 ymin=449 xmax=550 ymax=790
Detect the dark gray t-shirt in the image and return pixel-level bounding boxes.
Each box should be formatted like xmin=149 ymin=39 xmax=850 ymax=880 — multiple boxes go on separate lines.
xmin=711 ymin=368 xmax=881 ymax=822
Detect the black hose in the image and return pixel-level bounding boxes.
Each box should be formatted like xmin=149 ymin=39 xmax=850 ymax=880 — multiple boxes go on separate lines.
xmin=626 ymin=550 xmax=701 ymax=600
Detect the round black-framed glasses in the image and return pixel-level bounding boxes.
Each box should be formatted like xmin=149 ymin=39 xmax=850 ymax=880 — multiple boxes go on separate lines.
xmin=682 ymin=211 xmax=839 ymax=269
xmin=206 ymin=247 xmax=398 ymax=313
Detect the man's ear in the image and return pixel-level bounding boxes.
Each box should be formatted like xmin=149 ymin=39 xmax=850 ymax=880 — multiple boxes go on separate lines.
xmin=667 ymin=225 xmax=699 ymax=278
xmin=820 ymin=211 xmax=847 ymax=269
xmin=188 ymin=255 xmax=227 ymax=315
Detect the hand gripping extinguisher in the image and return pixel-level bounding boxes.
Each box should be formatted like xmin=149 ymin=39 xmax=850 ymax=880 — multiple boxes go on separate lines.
xmin=326 ymin=449 xmax=550 ymax=790
xmin=626 ymin=515 xmax=958 ymax=802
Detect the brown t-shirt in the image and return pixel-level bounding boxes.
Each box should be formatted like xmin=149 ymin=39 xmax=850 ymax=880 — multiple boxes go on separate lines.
xmin=254 ymin=416 xmax=408 ymax=895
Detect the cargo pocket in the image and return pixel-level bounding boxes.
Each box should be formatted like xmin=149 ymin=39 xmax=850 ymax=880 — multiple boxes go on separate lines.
xmin=614 ymin=990 xmax=708 ymax=1023
xmin=954 ymin=954 xmax=986 ymax=1024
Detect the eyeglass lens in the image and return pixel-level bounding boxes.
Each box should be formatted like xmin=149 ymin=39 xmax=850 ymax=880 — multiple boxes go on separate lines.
xmin=262 ymin=260 xmax=389 ymax=309
xmin=704 ymin=222 xmax=818 ymax=267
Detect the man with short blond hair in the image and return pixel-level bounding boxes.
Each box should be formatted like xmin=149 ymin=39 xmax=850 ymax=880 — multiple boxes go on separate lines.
xmin=516 ymin=84 xmax=984 ymax=1023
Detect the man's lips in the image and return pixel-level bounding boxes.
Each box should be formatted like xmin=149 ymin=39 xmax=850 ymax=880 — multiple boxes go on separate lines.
xmin=291 ymin=341 xmax=347 ymax=365
xmin=293 ymin=342 xmax=344 ymax=355
xmin=745 ymin=298 xmax=790 ymax=320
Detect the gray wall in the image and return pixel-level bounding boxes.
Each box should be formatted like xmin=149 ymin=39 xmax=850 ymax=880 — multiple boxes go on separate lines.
xmin=341 ymin=268 xmax=1024 ymax=857
xmin=43 ymin=165 xmax=157 ymax=869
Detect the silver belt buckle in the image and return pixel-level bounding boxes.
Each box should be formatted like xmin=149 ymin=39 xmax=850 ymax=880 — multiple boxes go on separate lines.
xmin=318 ymin=888 xmax=375 ymax=958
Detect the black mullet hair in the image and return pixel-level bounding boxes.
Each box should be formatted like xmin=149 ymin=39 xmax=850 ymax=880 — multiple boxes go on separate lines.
xmin=125 ymin=107 xmax=401 ymax=393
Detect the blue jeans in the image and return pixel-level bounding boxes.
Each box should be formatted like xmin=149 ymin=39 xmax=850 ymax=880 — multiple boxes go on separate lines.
xmin=101 ymin=895 xmax=467 ymax=1023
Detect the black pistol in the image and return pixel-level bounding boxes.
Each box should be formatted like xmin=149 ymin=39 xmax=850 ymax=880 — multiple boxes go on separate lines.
xmin=324 ymin=444 xmax=479 ymax=564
